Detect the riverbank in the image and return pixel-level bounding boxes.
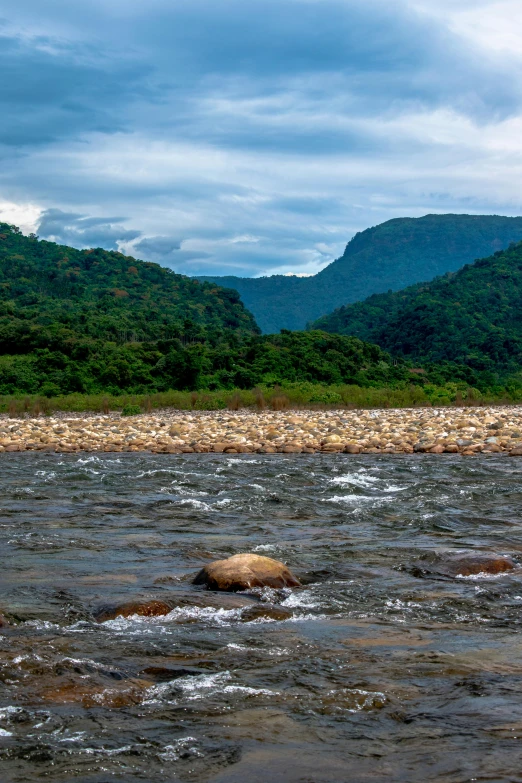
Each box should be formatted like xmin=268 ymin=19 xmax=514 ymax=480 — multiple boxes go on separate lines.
xmin=1 ymin=405 xmax=522 ymax=455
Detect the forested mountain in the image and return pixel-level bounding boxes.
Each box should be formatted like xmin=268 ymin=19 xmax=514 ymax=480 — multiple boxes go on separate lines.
xmin=0 ymin=223 xmax=423 ymax=395
xmin=197 ymin=214 xmax=522 ymax=332
xmin=311 ymin=240 xmax=522 ymax=378
xmin=0 ymin=222 xmax=258 ymax=347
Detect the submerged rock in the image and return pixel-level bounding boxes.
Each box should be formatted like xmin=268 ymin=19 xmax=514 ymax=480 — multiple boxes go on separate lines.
xmin=241 ymin=604 xmax=292 ymax=622
xmin=410 ymin=551 xmax=516 ymax=579
xmin=443 ymin=553 xmax=516 ymax=577
xmin=193 ymin=553 xmax=301 ymax=591
xmin=94 ymin=599 xmax=174 ymax=622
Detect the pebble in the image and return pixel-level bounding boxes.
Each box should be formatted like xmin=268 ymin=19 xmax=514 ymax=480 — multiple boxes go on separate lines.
xmin=1 ymin=406 xmax=522 ymax=455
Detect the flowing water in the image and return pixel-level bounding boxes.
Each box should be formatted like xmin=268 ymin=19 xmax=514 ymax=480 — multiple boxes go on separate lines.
xmin=1 ymin=453 xmax=522 ymax=782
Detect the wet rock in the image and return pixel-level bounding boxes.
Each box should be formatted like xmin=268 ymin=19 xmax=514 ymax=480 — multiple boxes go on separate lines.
xmin=241 ymin=604 xmax=292 ymax=622
xmin=193 ymin=553 xmax=301 ymax=591
xmin=94 ymin=599 xmax=175 ymax=622
xmin=444 ymin=553 xmax=516 ymax=577
xmin=410 ymin=551 xmax=516 ymax=579
xmin=509 ymin=445 xmax=522 ymax=456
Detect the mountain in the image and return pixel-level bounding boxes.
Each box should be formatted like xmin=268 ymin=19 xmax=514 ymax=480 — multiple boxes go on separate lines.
xmin=0 ymin=222 xmax=258 ymax=348
xmin=197 ymin=214 xmax=522 ymax=333
xmin=311 ymin=240 xmax=522 ymax=378
xmin=0 ymin=223 xmax=422 ymax=396
xmin=0 ymin=222 xmax=258 ymax=394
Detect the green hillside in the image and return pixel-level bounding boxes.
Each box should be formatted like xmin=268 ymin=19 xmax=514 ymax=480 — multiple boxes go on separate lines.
xmin=197 ymin=214 xmax=522 ymax=332
xmin=0 ymin=223 xmax=425 ymax=396
xmin=311 ymin=240 xmax=522 ymax=379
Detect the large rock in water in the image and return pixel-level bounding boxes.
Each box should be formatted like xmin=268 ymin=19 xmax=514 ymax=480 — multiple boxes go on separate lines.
xmin=410 ymin=551 xmax=516 ymax=579
xmin=94 ymin=599 xmax=175 ymax=623
xmin=443 ymin=553 xmax=516 ymax=577
xmin=193 ymin=553 xmax=301 ymax=591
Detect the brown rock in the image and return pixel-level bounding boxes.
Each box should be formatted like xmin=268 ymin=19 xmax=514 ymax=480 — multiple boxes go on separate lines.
xmin=241 ymin=604 xmax=292 ymax=622
xmin=510 ymin=446 xmax=522 ymax=456
xmin=428 ymin=444 xmax=444 ymax=454
xmin=413 ymin=552 xmax=516 ymax=579
xmin=193 ymin=553 xmax=301 ymax=592
xmin=94 ymin=599 xmax=174 ymax=623
xmin=444 ymin=553 xmax=516 ymax=577
xmin=444 ymin=444 xmax=459 ymax=453
xmin=344 ymin=444 xmax=361 ymax=454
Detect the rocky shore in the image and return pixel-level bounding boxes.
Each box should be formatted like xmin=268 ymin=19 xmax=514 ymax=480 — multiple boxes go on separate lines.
xmin=1 ymin=405 xmax=522 ymax=455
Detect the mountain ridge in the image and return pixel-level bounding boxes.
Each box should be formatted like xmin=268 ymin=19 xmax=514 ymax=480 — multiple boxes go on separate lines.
xmin=197 ymin=214 xmax=522 ymax=332
xmin=311 ymin=239 xmax=522 ymax=379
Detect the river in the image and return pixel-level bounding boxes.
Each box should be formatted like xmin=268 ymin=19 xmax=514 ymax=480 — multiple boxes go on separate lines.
xmin=1 ymin=453 xmax=522 ymax=782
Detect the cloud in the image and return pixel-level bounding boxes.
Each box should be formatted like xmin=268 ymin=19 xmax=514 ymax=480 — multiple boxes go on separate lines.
xmin=1 ymin=0 xmax=522 ymax=276
xmin=37 ymin=208 xmax=141 ymax=249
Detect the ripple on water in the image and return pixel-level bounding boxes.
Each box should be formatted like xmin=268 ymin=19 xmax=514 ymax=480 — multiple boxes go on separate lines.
xmin=1 ymin=453 xmax=522 ymax=782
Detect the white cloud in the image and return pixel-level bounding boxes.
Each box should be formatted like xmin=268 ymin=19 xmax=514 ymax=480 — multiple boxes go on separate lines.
xmin=0 ymin=201 xmax=41 ymax=233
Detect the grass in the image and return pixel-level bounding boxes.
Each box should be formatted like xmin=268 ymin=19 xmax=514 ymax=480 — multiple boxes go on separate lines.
xmin=0 ymin=381 xmax=521 ymax=417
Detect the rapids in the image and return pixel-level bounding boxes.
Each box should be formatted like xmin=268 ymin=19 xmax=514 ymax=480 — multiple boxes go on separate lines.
xmin=1 ymin=453 xmax=522 ymax=782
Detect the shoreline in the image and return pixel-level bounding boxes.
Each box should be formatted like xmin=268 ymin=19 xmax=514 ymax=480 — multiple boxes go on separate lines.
xmin=1 ymin=405 xmax=522 ymax=456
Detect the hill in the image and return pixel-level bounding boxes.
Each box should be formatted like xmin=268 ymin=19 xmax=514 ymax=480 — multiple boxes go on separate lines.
xmin=0 ymin=223 xmax=423 ymax=396
xmin=311 ymin=240 xmax=522 ymax=379
xmin=197 ymin=214 xmax=522 ymax=332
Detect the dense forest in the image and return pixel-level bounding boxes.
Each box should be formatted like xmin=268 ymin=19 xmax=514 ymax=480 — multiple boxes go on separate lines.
xmin=312 ymin=240 xmax=522 ymax=382
xmin=198 ymin=214 xmax=522 ymax=332
xmin=0 ymin=223 xmax=429 ymax=396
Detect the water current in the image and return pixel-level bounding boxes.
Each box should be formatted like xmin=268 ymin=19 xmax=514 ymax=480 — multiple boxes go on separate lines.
xmin=1 ymin=453 xmax=522 ymax=782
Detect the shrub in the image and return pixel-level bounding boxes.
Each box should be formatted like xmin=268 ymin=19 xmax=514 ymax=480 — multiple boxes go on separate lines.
xmin=121 ymin=404 xmax=141 ymax=416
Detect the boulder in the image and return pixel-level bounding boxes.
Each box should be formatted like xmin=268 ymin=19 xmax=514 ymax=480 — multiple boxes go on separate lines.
xmin=510 ymin=446 xmax=522 ymax=456
xmin=193 ymin=553 xmax=301 ymax=591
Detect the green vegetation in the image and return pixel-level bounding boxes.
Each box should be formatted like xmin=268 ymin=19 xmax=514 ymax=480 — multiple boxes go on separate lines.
xmin=312 ymin=240 xmax=522 ymax=385
xmin=198 ymin=214 xmax=522 ymax=332
xmin=3 ymin=221 xmax=522 ymax=412
xmin=2 ymin=380 xmax=521 ymax=418
xmin=0 ymin=222 xmax=438 ymax=398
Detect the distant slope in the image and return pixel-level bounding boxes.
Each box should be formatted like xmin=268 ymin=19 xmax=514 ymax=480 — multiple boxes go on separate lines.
xmin=197 ymin=214 xmax=522 ymax=332
xmin=0 ymin=221 xmax=259 ymax=350
xmin=311 ymin=241 xmax=522 ymax=376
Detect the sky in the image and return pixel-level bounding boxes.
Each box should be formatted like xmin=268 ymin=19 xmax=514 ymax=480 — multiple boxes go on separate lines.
xmin=1 ymin=0 xmax=522 ymax=278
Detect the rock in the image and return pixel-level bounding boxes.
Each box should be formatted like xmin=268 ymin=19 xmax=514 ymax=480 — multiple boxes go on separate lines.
xmin=428 ymin=445 xmax=444 ymax=454
xmin=443 ymin=553 xmax=516 ymax=577
xmin=94 ymin=599 xmax=174 ymax=622
xmin=444 ymin=444 xmax=459 ymax=453
xmin=241 ymin=604 xmax=292 ymax=622
xmin=509 ymin=446 xmax=522 ymax=456
xmin=344 ymin=444 xmax=361 ymax=454
xmin=411 ymin=551 xmax=516 ymax=579
xmin=193 ymin=553 xmax=301 ymax=592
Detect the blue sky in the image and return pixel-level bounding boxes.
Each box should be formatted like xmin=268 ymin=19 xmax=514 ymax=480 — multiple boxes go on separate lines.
xmin=1 ymin=0 xmax=522 ymax=277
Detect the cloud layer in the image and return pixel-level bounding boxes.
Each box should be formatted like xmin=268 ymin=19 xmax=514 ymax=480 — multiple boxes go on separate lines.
xmin=1 ymin=0 xmax=522 ymax=276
